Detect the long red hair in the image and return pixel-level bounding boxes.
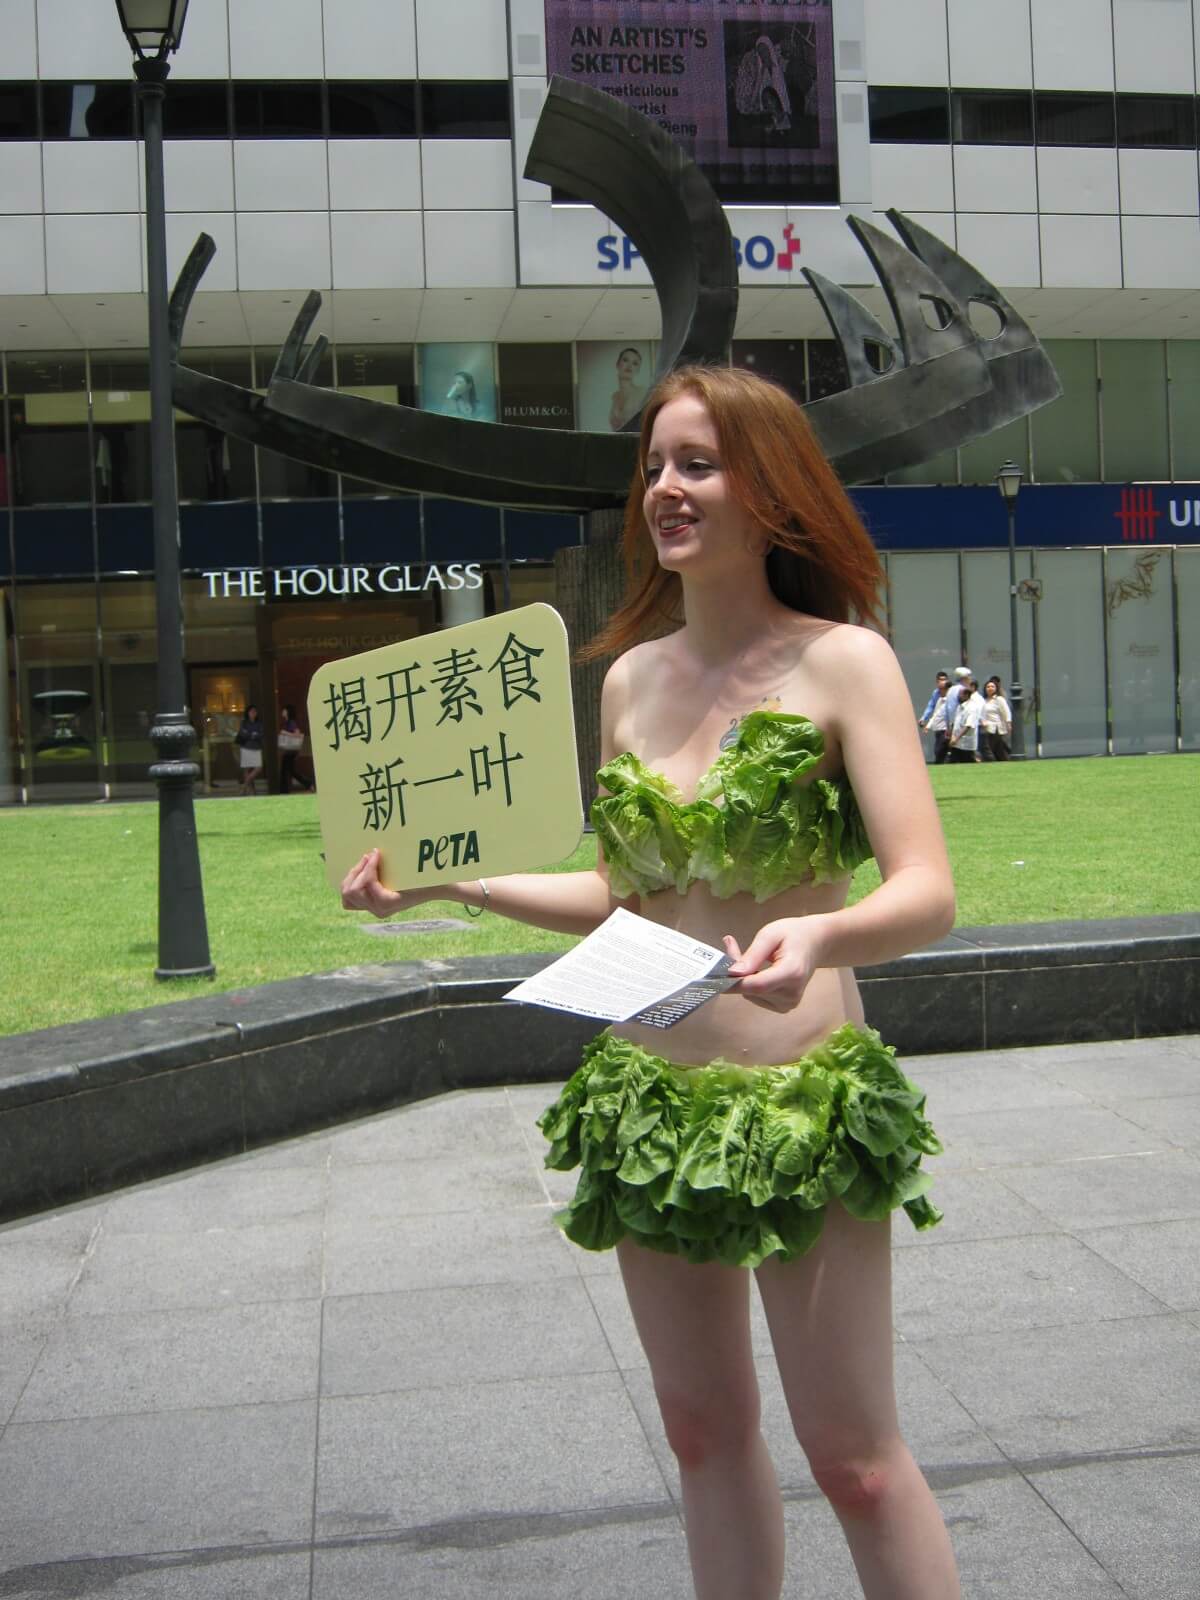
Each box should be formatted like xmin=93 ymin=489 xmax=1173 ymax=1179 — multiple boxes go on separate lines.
xmin=580 ymin=364 xmax=883 ymax=660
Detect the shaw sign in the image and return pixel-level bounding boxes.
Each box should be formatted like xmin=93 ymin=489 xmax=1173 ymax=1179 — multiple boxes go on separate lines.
xmin=200 ymin=564 xmax=485 ymax=599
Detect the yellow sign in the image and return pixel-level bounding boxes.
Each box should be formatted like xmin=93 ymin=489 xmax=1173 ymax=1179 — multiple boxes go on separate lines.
xmin=308 ymin=603 xmax=581 ymax=892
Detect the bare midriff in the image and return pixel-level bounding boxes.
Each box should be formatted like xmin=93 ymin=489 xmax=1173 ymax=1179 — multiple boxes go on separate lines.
xmin=610 ymin=875 xmax=864 ymax=1068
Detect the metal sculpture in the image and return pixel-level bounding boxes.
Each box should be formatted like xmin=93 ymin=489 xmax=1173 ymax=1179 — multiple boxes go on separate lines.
xmin=170 ymin=76 xmax=1060 ymax=503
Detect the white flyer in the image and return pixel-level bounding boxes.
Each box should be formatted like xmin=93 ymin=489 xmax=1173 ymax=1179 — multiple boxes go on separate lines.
xmin=504 ymin=907 xmax=737 ymax=1028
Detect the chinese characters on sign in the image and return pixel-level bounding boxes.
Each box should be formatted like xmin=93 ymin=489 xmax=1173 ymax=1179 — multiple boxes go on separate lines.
xmin=320 ymin=636 xmax=543 ymax=828
xmin=308 ymin=606 xmax=581 ymax=891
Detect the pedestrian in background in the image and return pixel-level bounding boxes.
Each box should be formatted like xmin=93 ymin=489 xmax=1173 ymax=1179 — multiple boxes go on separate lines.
xmin=979 ymin=678 xmax=1013 ymax=761
xmin=947 ymin=677 xmax=984 ymax=763
xmin=942 ymin=665 xmax=971 ymax=732
xmin=919 ymin=670 xmax=952 ymax=763
xmin=235 ymin=704 xmax=264 ymax=795
xmin=277 ymin=704 xmax=314 ymax=794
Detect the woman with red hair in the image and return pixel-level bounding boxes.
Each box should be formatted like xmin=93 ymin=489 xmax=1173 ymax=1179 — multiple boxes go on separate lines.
xmin=342 ymin=366 xmax=960 ymax=1600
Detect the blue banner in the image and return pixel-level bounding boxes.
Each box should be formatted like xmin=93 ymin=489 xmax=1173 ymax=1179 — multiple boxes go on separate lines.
xmin=851 ymin=483 xmax=1200 ymax=550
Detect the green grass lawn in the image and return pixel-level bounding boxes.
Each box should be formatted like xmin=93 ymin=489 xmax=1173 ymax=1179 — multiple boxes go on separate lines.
xmin=2 ymin=754 xmax=1197 ymax=1037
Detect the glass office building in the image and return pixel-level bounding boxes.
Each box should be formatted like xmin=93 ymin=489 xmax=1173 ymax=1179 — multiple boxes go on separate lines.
xmin=3 ymin=0 xmax=1200 ymax=799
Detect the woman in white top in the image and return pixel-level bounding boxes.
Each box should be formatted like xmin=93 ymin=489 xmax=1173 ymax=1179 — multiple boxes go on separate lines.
xmin=979 ymin=677 xmax=1013 ymax=762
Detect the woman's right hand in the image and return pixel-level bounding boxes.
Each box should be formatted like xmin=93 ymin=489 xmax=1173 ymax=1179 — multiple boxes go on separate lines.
xmin=340 ymin=849 xmax=423 ymax=919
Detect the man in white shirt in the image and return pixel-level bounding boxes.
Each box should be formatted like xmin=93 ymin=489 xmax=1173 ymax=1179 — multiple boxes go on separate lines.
xmin=948 ymin=676 xmax=984 ymax=763
xmin=919 ymin=671 xmax=952 ymax=764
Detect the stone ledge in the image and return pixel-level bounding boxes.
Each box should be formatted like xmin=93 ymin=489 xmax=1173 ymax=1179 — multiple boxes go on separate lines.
xmin=1 ymin=915 xmax=1196 ymax=1224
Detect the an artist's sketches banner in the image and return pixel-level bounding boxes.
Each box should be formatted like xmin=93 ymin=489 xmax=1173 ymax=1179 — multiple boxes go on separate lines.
xmin=544 ymin=0 xmax=837 ymax=204
xmin=418 ymin=344 xmax=498 ymax=423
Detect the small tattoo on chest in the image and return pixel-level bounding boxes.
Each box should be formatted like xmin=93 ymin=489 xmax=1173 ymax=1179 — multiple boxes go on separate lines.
xmin=717 ymin=691 xmax=786 ymax=750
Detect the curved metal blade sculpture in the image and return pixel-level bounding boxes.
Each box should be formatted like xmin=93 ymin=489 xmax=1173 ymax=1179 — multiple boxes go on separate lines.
xmin=169 ymin=76 xmax=1060 ymax=509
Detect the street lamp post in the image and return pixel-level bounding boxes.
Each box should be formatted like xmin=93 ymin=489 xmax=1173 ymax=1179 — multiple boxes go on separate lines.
xmin=115 ymin=0 xmax=214 ymax=978
xmin=996 ymin=458 xmax=1026 ymax=759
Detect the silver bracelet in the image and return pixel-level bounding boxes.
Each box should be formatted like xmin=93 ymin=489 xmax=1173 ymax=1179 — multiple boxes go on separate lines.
xmin=464 ymin=878 xmax=489 ymax=919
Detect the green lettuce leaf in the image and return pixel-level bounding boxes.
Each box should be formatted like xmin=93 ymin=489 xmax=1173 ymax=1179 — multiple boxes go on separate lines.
xmin=597 ymin=751 xmax=683 ymax=803
xmin=592 ymin=713 xmax=873 ymax=899
xmin=695 ymin=711 xmax=825 ymax=804
xmin=539 ymin=1025 xmax=942 ymax=1265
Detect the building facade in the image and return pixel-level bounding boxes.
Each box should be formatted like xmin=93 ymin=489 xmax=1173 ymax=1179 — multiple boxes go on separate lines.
xmin=2 ymin=0 xmax=1200 ymax=801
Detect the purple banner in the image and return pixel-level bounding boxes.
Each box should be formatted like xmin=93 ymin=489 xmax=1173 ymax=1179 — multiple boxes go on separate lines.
xmin=544 ymin=0 xmax=838 ymax=204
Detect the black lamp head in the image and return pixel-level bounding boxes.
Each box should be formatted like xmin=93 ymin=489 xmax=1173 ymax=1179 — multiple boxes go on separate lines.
xmin=113 ymin=0 xmax=190 ymax=61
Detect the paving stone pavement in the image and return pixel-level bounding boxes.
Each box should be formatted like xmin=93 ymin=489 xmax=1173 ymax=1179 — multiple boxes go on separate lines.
xmin=1 ymin=1033 xmax=1198 ymax=1599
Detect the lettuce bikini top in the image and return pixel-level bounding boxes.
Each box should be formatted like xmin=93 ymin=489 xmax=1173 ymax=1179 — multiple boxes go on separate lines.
xmin=592 ymin=710 xmax=873 ymax=905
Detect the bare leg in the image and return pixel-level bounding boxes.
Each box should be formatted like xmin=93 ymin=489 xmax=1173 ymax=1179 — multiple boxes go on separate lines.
xmin=617 ymin=1241 xmax=785 ymax=1600
xmin=756 ymin=1204 xmax=960 ymax=1600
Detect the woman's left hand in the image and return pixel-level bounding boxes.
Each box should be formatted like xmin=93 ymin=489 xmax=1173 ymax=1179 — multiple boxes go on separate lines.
xmin=723 ymin=920 xmax=827 ymax=1013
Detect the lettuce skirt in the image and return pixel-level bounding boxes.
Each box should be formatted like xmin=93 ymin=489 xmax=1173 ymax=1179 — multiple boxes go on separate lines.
xmin=537 ymin=1023 xmax=943 ymax=1270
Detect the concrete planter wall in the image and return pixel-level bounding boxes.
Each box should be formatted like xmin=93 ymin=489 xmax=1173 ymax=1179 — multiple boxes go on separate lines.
xmin=1 ymin=916 xmax=1196 ymax=1224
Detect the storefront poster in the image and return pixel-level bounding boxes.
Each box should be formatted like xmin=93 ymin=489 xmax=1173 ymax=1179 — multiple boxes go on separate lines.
xmin=308 ymin=603 xmax=581 ymax=891
xmin=577 ymin=340 xmax=655 ymax=434
xmin=544 ymin=0 xmax=838 ymax=204
xmin=418 ymin=343 xmax=497 ymax=423
xmin=498 ymin=343 xmax=576 ymax=430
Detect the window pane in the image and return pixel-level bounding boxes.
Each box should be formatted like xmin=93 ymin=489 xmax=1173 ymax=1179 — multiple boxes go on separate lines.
xmin=233 ymin=83 xmax=324 ymax=138
xmin=1100 ymin=341 xmax=1168 ymax=482
xmin=182 ymin=582 xmax=263 ymax=791
xmin=1 ymin=585 xmax=16 ymax=802
xmin=0 ymin=83 xmax=38 ymax=139
xmin=7 ymin=353 xmax=91 ymax=507
xmin=257 ymin=451 xmax=337 ymax=500
xmin=1168 ymin=341 xmax=1200 ymax=479
xmin=336 ymin=344 xmax=417 ymax=497
xmin=16 ymin=585 xmax=103 ymax=797
xmin=257 ymin=346 xmax=335 ymax=498
xmin=1031 ymin=341 xmax=1099 ymax=482
xmin=1035 ymin=92 xmax=1115 ymax=146
xmin=1117 ymin=94 xmax=1196 ymax=150
xmin=867 ymin=87 xmax=949 ymax=143
xmin=497 ymin=343 xmax=575 ymax=429
xmin=175 ymin=349 xmax=257 ymax=501
xmin=1177 ymin=549 xmax=1200 ymax=749
xmin=91 ymin=352 xmax=152 ymax=505
xmin=161 ymin=82 xmax=230 ymax=138
xmin=731 ymin=340 xmax=807 ymax=403
xmin=1106 ymin=546 xmax=1176 ymax=753
xmin=98 ymin=581 xmax=158 ymax=786
xmin=419 ymin=81 xmax=510 ymax=139
xmin=961 ymin=549 xmax=1036 ymax=737
xmin=336 ymin=345 xmax=415 ymax=403
xmin=328 ymin=82 xmax=416 ymax=137
xmin=1034 ymin=549 xmax=1107 ymax=756
xmin=41 ymin=82 xmax=133 ymax=139
xmin=959 ymin=416 xmax=1029 ymax=486
xmin=887 ymin=449 xmax=958 ymax=485
xmin=806 ymin=339 xmax=849 ymax=400
xmin=886 ymin=553 xmax=961 ymax=726
xmin=952 ymin=91 xmax=1033 ymax=145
